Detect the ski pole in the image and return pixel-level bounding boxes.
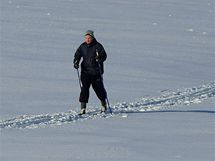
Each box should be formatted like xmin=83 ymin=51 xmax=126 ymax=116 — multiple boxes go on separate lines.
xmin=106 ymin=95 xmax=112 ymax=114
xmin=76 ymin=68 xmax=82 ymax=90
xmin=96 ymin=50 xmax=112 ymax=114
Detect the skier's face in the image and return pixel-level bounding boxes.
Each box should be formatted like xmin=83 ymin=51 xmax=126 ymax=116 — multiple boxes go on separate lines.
xmin=85 ymin=35 xmax=93 ymax=44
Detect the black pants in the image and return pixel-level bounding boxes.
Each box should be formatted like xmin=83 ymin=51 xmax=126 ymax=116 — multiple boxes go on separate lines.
xmin=79 ymin=73 xmax=107 ymax=103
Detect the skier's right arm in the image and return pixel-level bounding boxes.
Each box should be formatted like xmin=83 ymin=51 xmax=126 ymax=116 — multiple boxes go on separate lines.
xmin=74 ymin=45 xmax=82 ymax=69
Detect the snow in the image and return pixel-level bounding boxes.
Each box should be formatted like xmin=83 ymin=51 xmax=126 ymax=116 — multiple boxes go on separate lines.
xmin=1 ymin=102 xmax=214 ymax=161
xmin=0 ymin=0 xmax=214 ymax=161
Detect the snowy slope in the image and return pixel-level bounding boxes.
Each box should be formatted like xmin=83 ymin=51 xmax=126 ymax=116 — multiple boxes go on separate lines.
xmin=1 ymin=105 xmax=214 ymax=161
xmin=0 ymin=83 xmax=214 ymax=129
xmin=0 ymin=0 xmax=215 ymax=161
xmin=1 ymin=0 xmax=214 ymax=118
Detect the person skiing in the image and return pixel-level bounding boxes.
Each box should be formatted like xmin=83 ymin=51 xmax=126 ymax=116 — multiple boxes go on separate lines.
xmin=74 ymin=30 xmax=107 ymax=115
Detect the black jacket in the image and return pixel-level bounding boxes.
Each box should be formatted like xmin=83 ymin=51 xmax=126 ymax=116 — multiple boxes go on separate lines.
xmin=74 ymin=39 xmax=107 ymax=75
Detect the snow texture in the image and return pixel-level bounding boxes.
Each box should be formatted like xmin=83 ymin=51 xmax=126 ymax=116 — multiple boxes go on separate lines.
xmin=1 ymin=0 xmax=215 ymax=161
xmin=0 ymin=83 xmax=214 ymax=129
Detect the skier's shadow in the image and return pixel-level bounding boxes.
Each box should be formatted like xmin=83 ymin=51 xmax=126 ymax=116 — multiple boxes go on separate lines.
xmin=124 ymin=110 xmax=215 ymax=114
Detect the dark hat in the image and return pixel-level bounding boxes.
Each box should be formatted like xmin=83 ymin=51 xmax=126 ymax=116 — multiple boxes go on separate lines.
xmin=85 ymin=30 xmax=94 ymax=38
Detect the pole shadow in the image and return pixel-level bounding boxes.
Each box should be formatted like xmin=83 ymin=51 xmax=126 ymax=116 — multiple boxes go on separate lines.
xmin=123 ymin=109 xmax=215 ymax=114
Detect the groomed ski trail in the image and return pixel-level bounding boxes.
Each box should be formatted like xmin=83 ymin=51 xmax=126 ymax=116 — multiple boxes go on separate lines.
xmin=1 ymin=82 xmax=214 ymax=129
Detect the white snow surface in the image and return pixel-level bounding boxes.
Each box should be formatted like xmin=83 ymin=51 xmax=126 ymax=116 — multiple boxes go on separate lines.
xmin=0 ymin=82 xmax=215 ymax=129
xmin=0 ymin=0 xmax=215 ymax=161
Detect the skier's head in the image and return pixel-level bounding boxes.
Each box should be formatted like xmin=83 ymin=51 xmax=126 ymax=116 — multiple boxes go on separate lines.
xmin=84 ymin=30 xmax=94 ymax=45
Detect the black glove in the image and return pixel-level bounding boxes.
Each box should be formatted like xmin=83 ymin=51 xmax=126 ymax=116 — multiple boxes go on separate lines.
xmin=74 ymin=60 xmax=79 ymax=69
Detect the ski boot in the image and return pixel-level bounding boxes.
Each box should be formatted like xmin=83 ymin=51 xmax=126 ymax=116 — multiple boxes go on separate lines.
xmin=79 ymin=102 xmax=86 ymax=115
xmin=100 ymin=100 xmax=107 ymax=113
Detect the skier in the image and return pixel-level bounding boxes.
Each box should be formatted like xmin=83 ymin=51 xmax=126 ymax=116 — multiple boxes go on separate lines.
xmin=74 ymin=30 xmax=107 ymax=115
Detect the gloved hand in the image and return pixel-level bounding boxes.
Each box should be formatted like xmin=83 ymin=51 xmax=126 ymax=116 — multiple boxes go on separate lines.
xmin=74 ymin=60 xmax=79 ymax=69
xmin=74 ymin=63 xmax=79 ymax=69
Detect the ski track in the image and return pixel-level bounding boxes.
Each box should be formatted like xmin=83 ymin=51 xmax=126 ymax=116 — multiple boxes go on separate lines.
xmin=1 ymin=83 xmax=215 ymax=129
